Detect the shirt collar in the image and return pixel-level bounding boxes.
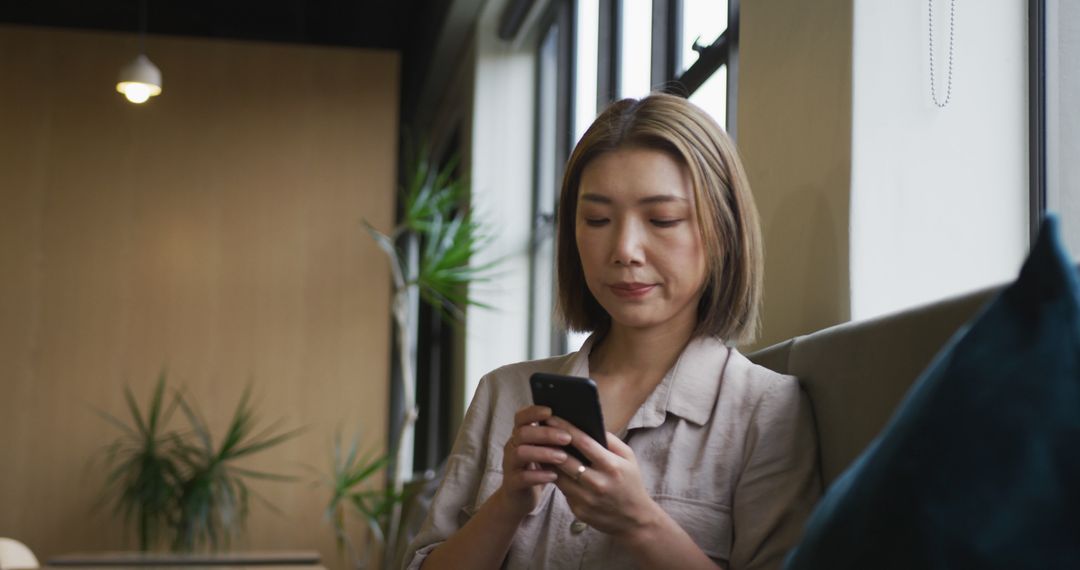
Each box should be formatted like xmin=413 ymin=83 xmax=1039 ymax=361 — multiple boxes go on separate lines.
xmin=558 ymin=333 xmax=730 ymax=430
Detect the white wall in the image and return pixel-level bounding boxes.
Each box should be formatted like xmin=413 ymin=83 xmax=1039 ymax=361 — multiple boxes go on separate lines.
xmin=464 ymin=0 xmax=537 ymax=400
xmin=740 ymin=0 xmax=1031 ymax=343
xmin=849 ymin=0 xmax=1029 ymax=320
xmin=1047 ymin=0 xmax=1080 ymax=256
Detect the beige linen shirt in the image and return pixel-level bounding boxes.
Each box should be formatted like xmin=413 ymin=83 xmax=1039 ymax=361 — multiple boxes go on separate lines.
xmin=405 ymin=335 xmax=821 ymax=570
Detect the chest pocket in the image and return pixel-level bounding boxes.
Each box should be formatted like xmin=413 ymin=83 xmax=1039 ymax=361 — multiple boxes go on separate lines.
xmin=653 ymin=494 xmax=733 ymax=563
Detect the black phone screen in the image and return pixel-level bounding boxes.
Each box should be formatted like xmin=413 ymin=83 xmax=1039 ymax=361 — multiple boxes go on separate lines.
xmin=529 ymin=372 xmax=608 ymax=466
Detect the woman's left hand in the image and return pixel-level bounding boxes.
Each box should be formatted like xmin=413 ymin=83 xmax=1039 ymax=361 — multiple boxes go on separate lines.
xmin=546 ymin=416 xmax=663 ymax=539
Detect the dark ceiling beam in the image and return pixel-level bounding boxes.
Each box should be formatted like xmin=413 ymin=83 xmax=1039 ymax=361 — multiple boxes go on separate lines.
xmin=0 ymin=0 xmax=409 ymax=50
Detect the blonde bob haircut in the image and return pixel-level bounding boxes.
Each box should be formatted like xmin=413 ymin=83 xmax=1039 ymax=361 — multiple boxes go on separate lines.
xmin=556 ymin=93 xmax=764 ymax=345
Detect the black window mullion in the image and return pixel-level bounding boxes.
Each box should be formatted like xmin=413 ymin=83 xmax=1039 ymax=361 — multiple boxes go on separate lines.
xmin=1029 ymin=0 xmax=1047 ymax=243
xmin=412 ymin=134 xmax=463 ymax=473
xmin=527 ymin=25 xmax=545 ymax=361
xmin=597 ymin=0 xmax=621 ymax=106
xmin=652 ymin=0 xmax=682 ymax=90
xmin=726 ymin=0 xmax=740 ymax=137
xmin=529 ymin=10 xmax=559 ymax=360
xmin=552 ymin=0 xmax=575 ymax=356
xmin=556 ymin=1 xmax=575 ymax=173
xmin=676 ymin=32 xmax=727 ymax=95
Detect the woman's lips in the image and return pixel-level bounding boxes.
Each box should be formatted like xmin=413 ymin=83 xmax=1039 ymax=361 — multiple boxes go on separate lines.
xmin=609 ymin=283 xmax=656 ymax=299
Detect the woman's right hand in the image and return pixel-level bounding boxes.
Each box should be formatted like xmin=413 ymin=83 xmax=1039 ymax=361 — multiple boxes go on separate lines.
xmin=497 ymin=405 xmax=572 ymax=517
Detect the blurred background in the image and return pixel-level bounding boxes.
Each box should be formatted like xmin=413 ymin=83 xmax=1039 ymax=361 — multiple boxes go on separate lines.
xmin=0 ymin=0 xmax=1075 ymax=568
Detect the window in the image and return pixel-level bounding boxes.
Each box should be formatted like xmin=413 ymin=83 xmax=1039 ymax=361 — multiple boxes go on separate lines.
xmin=681 ymin=0 xmax=728 ymax=74
xmin=689 ymin=63 xmax=727 ymax=129
xmin=619 ymin=0 xmax=653 ymax=99
xmin=575 ymin=0 xmax=599 ymax=140
xmin=529 ymin=3 xmax=574 ymax=360
xmin=528 ymin=0 xmax=739 ymax=357
xmin=410 ymin=133 xmax=462 ymax=474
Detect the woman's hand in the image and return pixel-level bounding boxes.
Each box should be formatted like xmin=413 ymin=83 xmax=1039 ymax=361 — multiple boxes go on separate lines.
xmin=546 ymin=416 xmax=664 ymax=540
xmin=497 ymin=405 xmax=573 ymax=518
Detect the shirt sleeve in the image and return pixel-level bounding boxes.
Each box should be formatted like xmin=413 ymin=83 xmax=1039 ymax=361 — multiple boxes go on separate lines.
xmin=403 ymin=374 xmax=497 ymax=570
xmin=729 ymin=376 xmax=822 ymax=570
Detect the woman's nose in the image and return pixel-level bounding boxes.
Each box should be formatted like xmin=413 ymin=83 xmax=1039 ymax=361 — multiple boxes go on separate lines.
xmin=611 ymin=220 xmax=645 ymax=266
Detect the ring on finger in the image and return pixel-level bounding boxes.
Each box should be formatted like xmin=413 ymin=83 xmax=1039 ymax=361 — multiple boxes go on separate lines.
xmin=572 ymin=464 xmax=587 ymax=482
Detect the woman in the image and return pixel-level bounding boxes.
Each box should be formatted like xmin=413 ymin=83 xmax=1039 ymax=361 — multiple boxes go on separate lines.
xmin=405 ymin=93 xmax=820 ymax=570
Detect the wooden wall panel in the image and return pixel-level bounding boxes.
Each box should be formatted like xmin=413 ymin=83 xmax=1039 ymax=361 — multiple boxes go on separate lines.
xmin=0 ymin=25 xmax=398 ymax=568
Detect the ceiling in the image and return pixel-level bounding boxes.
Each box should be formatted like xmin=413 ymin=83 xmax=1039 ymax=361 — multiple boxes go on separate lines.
xmin=0 ymin=0 xmax=422 ymax=50
xmin=0 ymin=0 xmax=483 ymax=127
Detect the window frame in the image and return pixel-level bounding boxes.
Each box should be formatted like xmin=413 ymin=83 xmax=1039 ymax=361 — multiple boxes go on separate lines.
xmin=529 ymin=1 xmax=576 ymax=360
xmin=656 ymin=0 xmax=740 ymax=135
xmin=1029 ymin=0 xmax=1047 ymax=243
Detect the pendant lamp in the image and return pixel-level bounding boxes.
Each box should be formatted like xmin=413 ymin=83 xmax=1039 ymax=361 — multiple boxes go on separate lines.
xmin=117 ymin=0 xmax=161 ymax=104
xmin=117 ymin=54 xmax=162 ymax=103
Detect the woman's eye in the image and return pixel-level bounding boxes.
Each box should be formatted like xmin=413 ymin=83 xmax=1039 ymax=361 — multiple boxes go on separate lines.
xmin=584 ymin=218 xmax=609 ymax=227
xmin=651 ymin=219 xmax=682 ymax=228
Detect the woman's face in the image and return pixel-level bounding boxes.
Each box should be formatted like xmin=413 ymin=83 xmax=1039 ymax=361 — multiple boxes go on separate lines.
xmin=575 ymin=147 xmax=708 ymax=335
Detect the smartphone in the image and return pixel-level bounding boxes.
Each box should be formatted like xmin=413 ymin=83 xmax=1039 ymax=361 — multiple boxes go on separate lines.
xmin=529 ymin=372 xmax=608 ymax=466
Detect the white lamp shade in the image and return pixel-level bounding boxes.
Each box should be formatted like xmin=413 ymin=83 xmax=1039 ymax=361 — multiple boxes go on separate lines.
xmin=116 ymin=54 xmax=162 ymax=103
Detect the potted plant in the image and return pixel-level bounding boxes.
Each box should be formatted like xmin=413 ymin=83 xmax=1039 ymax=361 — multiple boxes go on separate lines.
xmin=96 ymin=373 xmax=182 ymax=551
xmin=318 ymin=431 xmax=394 ymax=570
xmin=96 ymin=374 xmax=302 ymax=551
xmin=317 ymin=430 xmax=438 ymax=570
xmin=351 ymin=145 xmax=497 ymax=568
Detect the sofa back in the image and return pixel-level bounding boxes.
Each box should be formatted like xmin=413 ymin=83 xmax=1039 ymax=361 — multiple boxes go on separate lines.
xmin=749 ymin=285 xmax=999 ymax=487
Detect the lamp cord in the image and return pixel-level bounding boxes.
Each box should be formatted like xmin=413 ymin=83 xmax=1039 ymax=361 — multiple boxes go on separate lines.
xmin=138 ymin=0 xmax=148 ymax=54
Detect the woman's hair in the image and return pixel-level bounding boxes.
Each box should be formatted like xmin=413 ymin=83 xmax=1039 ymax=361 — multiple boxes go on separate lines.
xmin=556 ymin=92 xmax=764 ymax=345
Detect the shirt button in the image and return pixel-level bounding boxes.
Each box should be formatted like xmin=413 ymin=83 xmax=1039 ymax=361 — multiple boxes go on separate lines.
xmin=570 ymin=520 xmax=587 ymax=534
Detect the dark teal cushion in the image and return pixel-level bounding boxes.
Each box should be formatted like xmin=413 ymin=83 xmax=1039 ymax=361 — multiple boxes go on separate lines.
xmin=785 ymin=216 xmax=1080 ymax=569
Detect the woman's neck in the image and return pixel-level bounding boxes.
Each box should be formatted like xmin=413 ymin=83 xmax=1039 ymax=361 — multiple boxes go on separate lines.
xmin=588 ymin=321 xmax=695 ymax=390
